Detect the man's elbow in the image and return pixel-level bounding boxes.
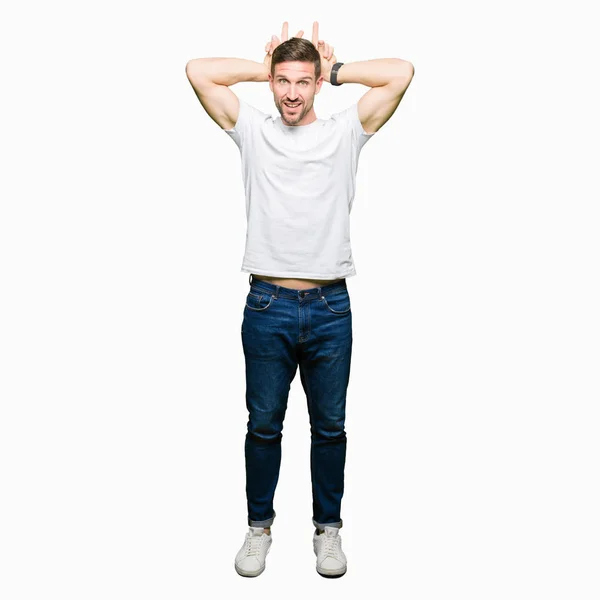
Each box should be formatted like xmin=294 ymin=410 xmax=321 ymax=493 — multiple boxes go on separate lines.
xmin=396 ymin=59 xmax=414 ymax=80
xmin=186 ymin=59 xmax=203 ymax=79
xmin=186 ymin=59 xmax=215 ymax=87
xmin=389 ymin=61 xmax=414 ymax=91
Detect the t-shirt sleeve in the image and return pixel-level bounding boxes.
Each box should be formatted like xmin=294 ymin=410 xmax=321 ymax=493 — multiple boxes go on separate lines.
xmin=333 ymin=103 xmax=376 ymax=152
xmin=223 ymin=98 xmax=264 ymax=149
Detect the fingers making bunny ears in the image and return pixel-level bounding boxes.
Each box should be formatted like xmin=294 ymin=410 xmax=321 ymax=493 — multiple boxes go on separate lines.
xmin=265 ymin=21 xmax=305 ymax=55
xmin=311 ymin=21 xmax=334 ymax=60
xmin=265 ymin=21 xmax=334 ymax=59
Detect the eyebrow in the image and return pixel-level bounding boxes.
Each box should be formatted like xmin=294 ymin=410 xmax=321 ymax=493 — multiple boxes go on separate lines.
xmin=278 ymin=76 xmax=313 ymax=81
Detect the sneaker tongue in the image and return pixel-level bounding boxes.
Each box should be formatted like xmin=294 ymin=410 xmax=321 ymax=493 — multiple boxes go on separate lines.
xmin=250 ymin=527 xmax=265 ymax=536
xmin=324 ymin=526 xmax=339 ymax=536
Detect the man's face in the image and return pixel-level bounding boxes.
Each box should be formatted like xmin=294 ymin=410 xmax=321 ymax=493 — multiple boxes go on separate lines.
xmin=269 ymin=61 xmax=324 ymax=126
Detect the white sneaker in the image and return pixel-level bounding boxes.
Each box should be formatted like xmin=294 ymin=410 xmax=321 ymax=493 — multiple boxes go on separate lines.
xmin=313 ymin=526 xmax=347 ymax=577
xmin=235 ymin=527 xmax=272 ymax=577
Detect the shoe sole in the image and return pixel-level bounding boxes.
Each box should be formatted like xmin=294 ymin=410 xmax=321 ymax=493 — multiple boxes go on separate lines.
xmin=235 ymin=543 xmax=271 ymax=577
xmin=316 ymin=566 xmax=347 ymax=578
xmin=317 ymin=569 xmax=346 ymax=579
xmin=235 ymin=564 xmax=266 ymax=577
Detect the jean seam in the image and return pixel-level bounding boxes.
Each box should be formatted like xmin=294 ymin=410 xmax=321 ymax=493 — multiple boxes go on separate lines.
xmin=322 ymin=296 xmax=351 ymax=315
xmin=245 ymin=295 xmax=274 ymax=311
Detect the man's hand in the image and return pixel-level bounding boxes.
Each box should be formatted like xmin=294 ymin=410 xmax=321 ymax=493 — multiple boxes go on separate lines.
xmin=263 ymin=21 xmax=304 ymax=73
xmin=311 ymin=21 xmax=337 ymax=82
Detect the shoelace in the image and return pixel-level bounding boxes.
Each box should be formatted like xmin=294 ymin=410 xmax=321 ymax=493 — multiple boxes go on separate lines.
xmin=321 ymin=534 xmax=341 ymax=558
xmin=244 ymin=533 xmax=264 ymax=557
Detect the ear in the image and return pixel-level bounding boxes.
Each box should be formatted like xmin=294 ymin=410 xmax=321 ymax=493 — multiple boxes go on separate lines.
xmin=315 ymin=75 xmax=324 ymax=94
xmin=268 ymin=72 xmax=273 ymax=93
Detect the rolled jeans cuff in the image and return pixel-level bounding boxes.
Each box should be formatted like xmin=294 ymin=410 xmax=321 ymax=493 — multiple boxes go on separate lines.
xmin=249 ymin=510 xmax=276 ymax=528
xmin=313 ymin=517 xmax=343 ymax=531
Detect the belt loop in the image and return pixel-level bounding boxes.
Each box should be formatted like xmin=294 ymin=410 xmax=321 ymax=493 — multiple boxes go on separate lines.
xmin=274 ymin=285 xmax=280 ymax=299
xmin=249 ymin=273 xmax=253 ymax=285
xmin=318 ymin=285 xmax=323 ymax=300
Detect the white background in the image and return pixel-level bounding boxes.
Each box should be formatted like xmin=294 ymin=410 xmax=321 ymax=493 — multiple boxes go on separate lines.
xmin=1 ymin=0 xmax=599 ymax=598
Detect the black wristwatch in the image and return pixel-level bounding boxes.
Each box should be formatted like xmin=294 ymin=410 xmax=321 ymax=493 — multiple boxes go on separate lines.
xmin=330 ymin=62 xmax=344 ymax=86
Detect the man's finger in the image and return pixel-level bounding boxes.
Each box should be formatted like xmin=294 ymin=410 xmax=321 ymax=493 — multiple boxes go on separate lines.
xmin=281 ymin=21 xmax=288 ymax=41
xmin=295 ymin=30 xmax=304 ymax=38
xmin=312 ymin=21 xmax=319 ymax=46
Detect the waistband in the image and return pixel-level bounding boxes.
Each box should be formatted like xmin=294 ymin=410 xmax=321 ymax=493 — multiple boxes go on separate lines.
xmin=248 ymin=273 xmax=348 ymax=300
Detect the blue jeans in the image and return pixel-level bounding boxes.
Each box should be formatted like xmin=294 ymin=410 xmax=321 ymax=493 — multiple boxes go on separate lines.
xmin=241 ymin=274 xmax=353 ymax=531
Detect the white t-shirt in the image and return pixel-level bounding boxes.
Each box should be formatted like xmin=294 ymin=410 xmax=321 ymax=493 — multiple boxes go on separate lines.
xmin=225 ymin=99 xmax=375 ymax=279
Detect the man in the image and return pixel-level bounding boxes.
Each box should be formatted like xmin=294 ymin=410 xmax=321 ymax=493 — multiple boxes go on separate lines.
xmin=186 ymin=21 xmax=413 ymax=578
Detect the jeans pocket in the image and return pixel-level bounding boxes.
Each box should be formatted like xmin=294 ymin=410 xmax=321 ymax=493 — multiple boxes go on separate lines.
xmin=321 ymin=291 xmax=351 ymax=314
xmin=245 ymin=291 xmax=274 ymax=312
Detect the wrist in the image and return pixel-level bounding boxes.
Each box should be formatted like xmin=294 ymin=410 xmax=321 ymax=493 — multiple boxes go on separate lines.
xmin=260 ymin=62 xmax=270 ymax=82
xmin=329 ymin=62 xmax=344 ymax=86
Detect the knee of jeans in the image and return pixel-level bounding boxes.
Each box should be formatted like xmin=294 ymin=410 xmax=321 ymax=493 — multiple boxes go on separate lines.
xmin=312 ymin=419 xmax=346 ymax=440
xmin=247 ymin=416 xmax=284 ymax=442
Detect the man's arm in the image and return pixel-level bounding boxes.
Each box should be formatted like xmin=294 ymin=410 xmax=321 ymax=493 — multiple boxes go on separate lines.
xmin=185 ymin=58 xmax=268 ymax=130
xmin=331 ymin=59 xmax=414 ymax=135
xmin=310 ymin=22 xmax=413 ymax=135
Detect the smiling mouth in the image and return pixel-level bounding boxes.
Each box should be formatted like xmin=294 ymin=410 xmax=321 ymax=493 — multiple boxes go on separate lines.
xmin=284 ymin=102 xmax=302 ymax=109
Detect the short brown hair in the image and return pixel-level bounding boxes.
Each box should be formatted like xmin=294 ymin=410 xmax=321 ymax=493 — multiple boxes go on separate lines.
xmin=271 ymin=37 xmax=321 ymax=81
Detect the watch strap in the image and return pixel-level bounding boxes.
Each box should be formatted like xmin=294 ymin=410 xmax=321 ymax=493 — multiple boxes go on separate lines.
xmin=330 ymin=62 xmax=344 ymax=86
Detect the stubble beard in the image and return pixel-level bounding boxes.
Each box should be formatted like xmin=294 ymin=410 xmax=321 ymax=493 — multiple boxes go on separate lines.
xmin=279 ymin=98 xmax=308 ymax=126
